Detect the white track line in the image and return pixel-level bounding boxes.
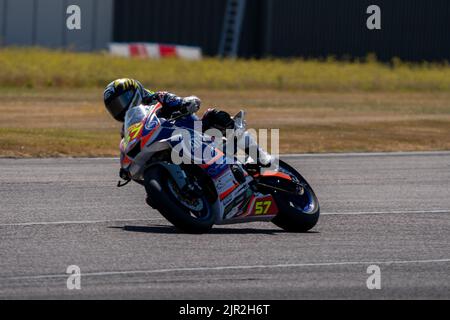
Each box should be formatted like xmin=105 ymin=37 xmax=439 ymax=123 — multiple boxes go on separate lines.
xmin=0 ymin=209 xmax=448 ymax=227
xmin=0 ymin=218 xmax=164 ymax=227
xmin=281 ymin=151 xmax=450 ymax=158
xmin=322 ymin=209 xmax=450 ymax=216
xmin=2 ymin=151 xmax=449 ymax=162
xmin=2 ymin=258 xmax=450 ymax=281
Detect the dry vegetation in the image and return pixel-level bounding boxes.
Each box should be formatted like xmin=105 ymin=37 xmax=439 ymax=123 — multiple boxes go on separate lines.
xmin=0 ymin=48 xmax=449 ymax=157
xmin=0 ymin=88 xmax=449 ymax=157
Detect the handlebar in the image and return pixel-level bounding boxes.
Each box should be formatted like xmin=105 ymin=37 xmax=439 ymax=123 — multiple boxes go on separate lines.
xmin=168 ymin=110 xmax=191 ymax=122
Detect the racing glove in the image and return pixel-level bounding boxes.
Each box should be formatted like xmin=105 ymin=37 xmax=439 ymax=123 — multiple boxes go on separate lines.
xmin=181 ymin=96 xmax=201 ymax=114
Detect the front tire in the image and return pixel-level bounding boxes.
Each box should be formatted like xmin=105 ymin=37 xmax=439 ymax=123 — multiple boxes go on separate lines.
xmin=271 ymin=160 xmax=320 ymax=232
xmin=144 ymin=166 xmax=215 ymax=234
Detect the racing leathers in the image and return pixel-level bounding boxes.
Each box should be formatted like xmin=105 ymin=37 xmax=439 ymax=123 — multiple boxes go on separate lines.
xmin=125 ymin=89 xmax=272 ymax=167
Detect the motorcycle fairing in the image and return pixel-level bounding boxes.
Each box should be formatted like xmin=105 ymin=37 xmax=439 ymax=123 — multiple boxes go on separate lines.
xmin=119 ymin=104 xmax=282 ymax=224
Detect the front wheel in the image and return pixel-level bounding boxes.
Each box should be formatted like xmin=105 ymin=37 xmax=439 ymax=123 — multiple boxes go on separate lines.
xmin=271 ymin=160 xmax=320 ymax=232
xmin=144 ymin=166 xmax=215 ymax=234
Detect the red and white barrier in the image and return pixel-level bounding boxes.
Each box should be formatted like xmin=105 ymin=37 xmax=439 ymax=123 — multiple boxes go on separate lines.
xmin=109 ymin=43 xmax=202 ymax=60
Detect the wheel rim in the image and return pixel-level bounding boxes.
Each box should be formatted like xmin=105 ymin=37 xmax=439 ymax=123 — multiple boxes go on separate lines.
xmin=167 ymin=179 xmax=212 ymax=220
xmin=286 ymin=186 xmax=317 ymax=214
xmin=278 ymin=165 xmax=317 ymax=215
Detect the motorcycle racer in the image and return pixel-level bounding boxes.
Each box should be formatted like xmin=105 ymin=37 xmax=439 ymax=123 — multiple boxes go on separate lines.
xmin=103 ymin=78 xmax=201 ymax=122
xmin=104 ymin=78 xmax=236 ymax=135
xmin=103 ymin=78 xmax=273 ymax=171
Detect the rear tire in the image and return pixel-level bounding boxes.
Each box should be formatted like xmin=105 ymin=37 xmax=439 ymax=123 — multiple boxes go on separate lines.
xmin=271 ymin=160 xmax=320 ymax=232
xmin=144 ymin=166 xmax=215 ymax=234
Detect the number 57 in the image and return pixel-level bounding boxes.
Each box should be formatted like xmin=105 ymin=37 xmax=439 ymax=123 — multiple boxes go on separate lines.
xmin=255 ymin=201 xmax=271 ymax=215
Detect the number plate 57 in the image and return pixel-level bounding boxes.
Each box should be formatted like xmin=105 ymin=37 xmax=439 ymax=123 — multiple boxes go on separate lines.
xmin=254 ymin=201 xmax=272 ymax=215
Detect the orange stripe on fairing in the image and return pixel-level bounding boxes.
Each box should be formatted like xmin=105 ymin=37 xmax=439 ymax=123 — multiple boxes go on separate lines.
xmin=141 ymin=124 xmax=160 ymax=147
xmin=199 ymin=148 xmax=224 ymax=169
xmin=219 ymin=184 xmax=239 ymax=200
xmin=150 ymin=103 xmax=162 ymax=114
xmin=260 ymin=171 xmax=292 ymax=181
xmin=122 ymin=155 xmax=131 ymax=165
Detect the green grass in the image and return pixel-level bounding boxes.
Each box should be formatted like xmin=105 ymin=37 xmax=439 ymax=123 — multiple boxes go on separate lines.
xmin=1 ymin=48 xmax=450 ymax=91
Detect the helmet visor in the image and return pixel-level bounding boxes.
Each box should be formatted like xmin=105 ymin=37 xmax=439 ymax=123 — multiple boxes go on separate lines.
xmin=107 ymin=90 xmax=141 ymax=121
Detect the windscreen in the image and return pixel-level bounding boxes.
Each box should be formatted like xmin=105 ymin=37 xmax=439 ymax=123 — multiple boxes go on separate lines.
xmin=124 ymin=105 xmax=148 ymax=130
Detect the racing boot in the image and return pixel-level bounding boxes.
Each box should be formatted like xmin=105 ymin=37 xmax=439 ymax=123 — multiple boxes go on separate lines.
xmin=237 ymin=130 xmax=274 ymax=168
xmin=231 ymin=111 xmax=274 ymax=168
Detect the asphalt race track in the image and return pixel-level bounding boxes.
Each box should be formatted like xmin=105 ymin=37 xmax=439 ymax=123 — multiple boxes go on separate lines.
xmin=0 ymin=152 xmax=449 ymax=299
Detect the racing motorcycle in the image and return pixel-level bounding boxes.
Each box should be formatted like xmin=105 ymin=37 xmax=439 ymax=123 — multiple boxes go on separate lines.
xmin=118 ymin=102 xmax=320 ymax=233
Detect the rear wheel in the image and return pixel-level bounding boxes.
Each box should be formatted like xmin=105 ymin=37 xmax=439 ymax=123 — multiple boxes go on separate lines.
xmin=271 ymin=160 xmax=320 ymax=232
xmin=144 ymin=166 xmax=215 ymax=234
